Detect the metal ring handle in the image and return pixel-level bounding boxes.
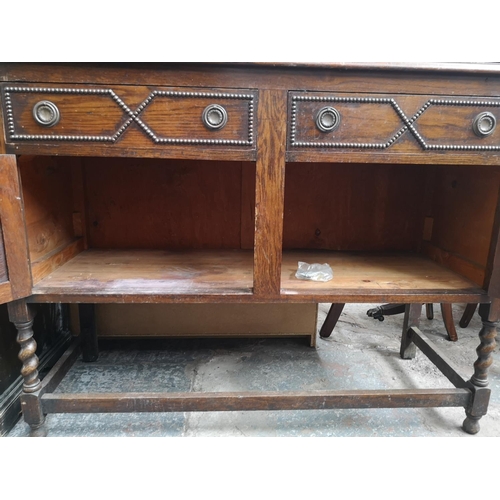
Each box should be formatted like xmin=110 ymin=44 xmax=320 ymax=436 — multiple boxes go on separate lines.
xmin=33 ymin=100 xmax=60 ymax=127
xmin=472 ymin=112 xmax=496 ymax=137
xmin=316 ymin=106 xmax=341 ymax=133
xmin=202 ymin=104 xmax=228 ymax=130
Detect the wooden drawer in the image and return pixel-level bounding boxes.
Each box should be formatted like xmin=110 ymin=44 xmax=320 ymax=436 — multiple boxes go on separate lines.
xmin=2 ymin=84 xmax=256 ymax=154
xmin=288 ymin=92 xmax=500 ymax=153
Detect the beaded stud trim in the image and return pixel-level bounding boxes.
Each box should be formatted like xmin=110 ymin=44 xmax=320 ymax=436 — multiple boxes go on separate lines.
xmin=290 ymin=95 xmax=500 ymax=151
xmin=3 ymin=87 xmax=255 ymax=146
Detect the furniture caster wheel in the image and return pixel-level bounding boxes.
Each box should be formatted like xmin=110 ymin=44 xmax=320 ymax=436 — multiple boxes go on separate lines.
xmin=367 ymin=307 xmax=384 ymax=321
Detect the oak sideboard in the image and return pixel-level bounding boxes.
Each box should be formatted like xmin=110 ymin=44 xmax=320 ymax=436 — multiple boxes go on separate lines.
xmin=0 ymin=62 xmax=499 ymax=435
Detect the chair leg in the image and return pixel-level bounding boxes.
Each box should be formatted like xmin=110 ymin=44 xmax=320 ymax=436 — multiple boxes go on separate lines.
xmin=319 ymin=303 xmax=345 ymax=338
xmin=459 ymin=303 xmax=478 ymax=328
xmin=426 ymin=303 xmax=434 ymax=320
xmin=440 ymin=303 xmax=458 ymax=341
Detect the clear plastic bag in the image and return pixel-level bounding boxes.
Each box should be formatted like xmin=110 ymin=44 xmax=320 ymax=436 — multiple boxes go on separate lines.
xmin=295 ymin=261 xmax=333 ymax=282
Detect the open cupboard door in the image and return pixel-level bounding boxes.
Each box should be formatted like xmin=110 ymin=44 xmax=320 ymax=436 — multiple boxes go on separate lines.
xmin=0 ymin=155 xmax=32 ymax=304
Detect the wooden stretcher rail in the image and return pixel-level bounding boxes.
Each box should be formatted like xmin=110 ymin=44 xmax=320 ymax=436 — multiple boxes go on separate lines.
xmin=41 ymin=388 xmax=471 ymax=414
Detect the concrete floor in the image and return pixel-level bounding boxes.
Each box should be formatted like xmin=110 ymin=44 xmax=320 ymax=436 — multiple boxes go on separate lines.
xmin=7 ymin=303 xmax=500 ymax=437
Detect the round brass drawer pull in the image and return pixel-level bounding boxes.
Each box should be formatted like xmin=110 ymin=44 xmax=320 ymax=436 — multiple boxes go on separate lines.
xmin=202 ymin=104 xmax=228 ymax=130
xmin=316 ymin=106 xmax=341 ymax=133
xmin=33 ymin=100 xmax=60 ymax=127
xmin=473 ymin=112 xmax=496 ymax=137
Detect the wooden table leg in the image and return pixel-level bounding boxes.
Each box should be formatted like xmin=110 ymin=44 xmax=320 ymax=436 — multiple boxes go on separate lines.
xmin=463 ymin=301 xmax=498 ymax=434
xmin=79 ymin=303 xmax=99 ymax=362
xmin=400 ymin=304 xmax=422 ymax=359
xmin=7 ymin=299 xmax=46 ymax=436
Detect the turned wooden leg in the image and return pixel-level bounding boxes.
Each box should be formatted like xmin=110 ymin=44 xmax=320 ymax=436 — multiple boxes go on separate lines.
xmin=79 ymin=303 xmax=99 ymax=362
xmin=463 ymin=303 xmax=498 ymax=434
xmin=400 ymin=303 xmax=422 ymax=359
xmin=7 ymin=299 xmax=46 ymax=436
xmin=459 ymin=303 xmax=478 ymax=328
xmin=319 ymin=303 xmax=345 ymax=338
xmin=440 ymin=303 xmax=458 ymax=342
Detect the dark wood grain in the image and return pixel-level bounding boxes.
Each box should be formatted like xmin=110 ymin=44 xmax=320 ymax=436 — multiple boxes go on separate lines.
xmin=400 ymin=303 xmax=422 ymax=359
xmin=421 ymin=242 xmax=486 ymax=288
xmin=281 ymin=251 xmax=483 ymax=294
xmin=32 ymin=249 xmax=254 ymax=297
xmin=0 ymin=155 xmax=32 ymax=302
xmin=83 ymin=158 xmax=246 ymax=250
xmin=19 ymin=155 xmax=76 ymax=262
xmin=253 ymin=90 xmax=287 ymax=296
xmin=7 ymin=299 xmax=40 ymax=393
xmin=429 ymin=165 xmax=500 ymax=280
xmin=2 ymin=143 xmax=256 ymax=162
xmin=2 ymin=63 xmax=500 ymax=435
xmin=283 ymin=163 xmax=426 ymax=252
xmin=287 ymin=150 xmax=500 ymax=166
xmin=31 ymin=238 xmax=84 ymax=285
xmin=41 ymin=388 xmax=470 ymax=414
xmin=463 ymin=302 xmax=499 ymax=434
xmin=290 ymin=92 xmax=500 ymax=156
xmin=3 ymin=63 xmax=500 ymax=95
xmin=240 ymin=162 xmax=256 ymax=250
xmin=28 ymin=249 xmax=488 ymax=304
xmin=79 ymin=304 xmax=98 ymax=362
xmin=4 ymin=83 xmax=256 ymax=158
xmin=483 ymin=180 xmax=500 ymax=298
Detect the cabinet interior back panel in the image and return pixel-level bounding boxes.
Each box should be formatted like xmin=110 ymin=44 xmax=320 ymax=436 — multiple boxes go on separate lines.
xmin=283 ymin=163 xmax=427 ymax=252
xmin=84 ymin=158 xmax=255 ymax=250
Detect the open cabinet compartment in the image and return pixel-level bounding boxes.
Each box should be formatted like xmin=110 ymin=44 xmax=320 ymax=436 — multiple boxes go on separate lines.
xmin=20 ymin=156 xmax=256 ymax=301
xmin=281 ymin=162 xmax=499 ymax=302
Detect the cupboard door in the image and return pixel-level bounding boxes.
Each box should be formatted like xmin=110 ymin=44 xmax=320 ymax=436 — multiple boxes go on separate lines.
xmin=0 ymin=155 xmax=31 ymax=304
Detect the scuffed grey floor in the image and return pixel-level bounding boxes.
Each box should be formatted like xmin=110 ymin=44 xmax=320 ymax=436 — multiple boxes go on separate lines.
xmin=7 ymin=303 xmax=500 ymax=437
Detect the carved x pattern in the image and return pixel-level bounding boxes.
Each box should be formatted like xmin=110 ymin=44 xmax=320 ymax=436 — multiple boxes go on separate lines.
xmin=3 ymin=87 xmax=255 ymax=146
xmin=290 ymin=95 xmax=500 ymax=151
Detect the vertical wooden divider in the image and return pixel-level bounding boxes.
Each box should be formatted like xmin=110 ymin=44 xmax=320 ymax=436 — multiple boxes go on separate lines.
xmin=0 ymin=155 xmax=32 ymax=301
xmin=253 ymin=90 xmax=288 ymax=296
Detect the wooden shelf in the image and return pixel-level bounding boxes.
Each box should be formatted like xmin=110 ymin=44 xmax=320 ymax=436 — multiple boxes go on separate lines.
xmin=30 ymin=248 xmax=487 ymax=303
xmin=31 ymin=249 xmax=254 ymax=302
xmin=281 ymin=251 xmax=487 ymax=302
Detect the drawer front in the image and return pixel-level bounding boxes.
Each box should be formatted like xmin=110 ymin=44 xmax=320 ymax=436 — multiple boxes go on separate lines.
xmin=2 ymin=84 xmax=256 ymax=149
xmin=289 ymin=92 xmax=500 ymax=153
